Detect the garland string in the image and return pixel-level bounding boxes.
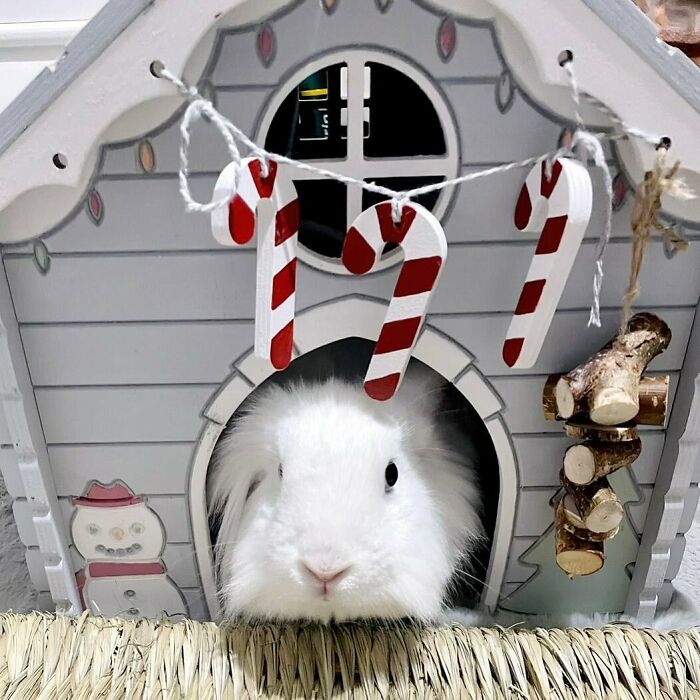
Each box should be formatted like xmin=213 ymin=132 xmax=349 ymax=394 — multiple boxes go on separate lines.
xmin=159 ymin=60 xmax=666 ymax=328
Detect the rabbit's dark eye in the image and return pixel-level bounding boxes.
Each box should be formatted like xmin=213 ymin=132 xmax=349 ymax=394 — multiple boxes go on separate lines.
xmin=278 ymin=463 xmax=283 ymax=479
xmin=385 ymin=461 xmax=398 ymax=491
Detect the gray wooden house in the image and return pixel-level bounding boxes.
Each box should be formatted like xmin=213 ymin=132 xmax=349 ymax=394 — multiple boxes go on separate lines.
xmin=0 ymin=0 xmax=698 ymax=625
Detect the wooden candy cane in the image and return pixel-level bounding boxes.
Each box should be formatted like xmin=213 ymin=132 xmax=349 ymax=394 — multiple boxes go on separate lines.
xmin=502 ymin=158 xmax=592 ymax=369
xmin=211 ymin=157 xmax=299 ymax=370
xmin=342 ymin=201 xmax=447 ymax=401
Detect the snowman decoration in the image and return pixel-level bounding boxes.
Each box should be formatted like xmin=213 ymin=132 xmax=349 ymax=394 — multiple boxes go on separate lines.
xmin=71 ymin=481 xmax=187 ymax=618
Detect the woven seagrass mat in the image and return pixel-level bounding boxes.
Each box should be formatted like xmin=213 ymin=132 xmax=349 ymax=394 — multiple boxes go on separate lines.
xmin=1 ymin=612 xmax=699 ymax=698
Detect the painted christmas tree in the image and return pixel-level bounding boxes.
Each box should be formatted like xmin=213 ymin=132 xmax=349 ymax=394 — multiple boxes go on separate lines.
xmin=500 ymin=468 xmax=642 ymax=615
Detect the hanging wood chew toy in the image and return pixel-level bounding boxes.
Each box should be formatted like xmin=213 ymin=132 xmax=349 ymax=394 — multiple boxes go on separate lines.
xmin=543 ymin=312 xmax=671 ymax=576
xmin=551 ymin=312 xmax=671 ymax=426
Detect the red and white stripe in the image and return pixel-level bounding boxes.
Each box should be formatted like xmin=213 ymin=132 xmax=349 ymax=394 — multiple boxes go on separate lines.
xmin=342 ymin=201 xmax=447 ymax=401
xmin=211 ymin=157 xmax=299 ymax=370
xmin=502 ymin=158 xmax=592 ymax=369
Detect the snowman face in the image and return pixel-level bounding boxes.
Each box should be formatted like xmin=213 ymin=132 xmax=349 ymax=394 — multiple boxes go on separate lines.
xmin=71 ymin=502 xmax=164 ymax=560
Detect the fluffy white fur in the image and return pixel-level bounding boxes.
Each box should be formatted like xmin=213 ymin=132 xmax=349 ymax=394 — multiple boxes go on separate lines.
xmin=208 ymin=366 xmax=481 ymax=623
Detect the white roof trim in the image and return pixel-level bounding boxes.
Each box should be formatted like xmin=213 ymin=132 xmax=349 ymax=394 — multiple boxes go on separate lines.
xmin=0 ymin=0 xmax=699 ymax=243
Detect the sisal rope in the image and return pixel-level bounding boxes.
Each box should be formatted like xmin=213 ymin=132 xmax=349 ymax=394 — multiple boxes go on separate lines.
xmin=1 ymin=612 xmax=700 ymax=698
xmin=620 ymin=147 xmax=693 ymax=334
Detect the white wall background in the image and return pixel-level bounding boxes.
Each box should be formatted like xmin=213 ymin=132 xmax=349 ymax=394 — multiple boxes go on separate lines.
xmin=0 ymin=0 xmax=108 ymax=112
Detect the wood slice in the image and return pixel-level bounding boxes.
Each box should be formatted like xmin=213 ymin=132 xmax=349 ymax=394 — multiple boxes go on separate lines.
xmin=564 ymin=421 xmax=639 ymax=443
xmin=636 ymin=375 xmax=669 ymax=426
xmin=558 ymin=501 xmax=619 ymax=542
xmin=563 ymin=439 xmax=642 ymax=485
xmin=555 ymin=504 xmax=605 ymax=576
xmin=561 ymin=472 xmax=624 ymax=534
xmin=554 ymin=313 xmax=671 ymax=425
xmin=542 ymin=374 xmax=561 ymax=421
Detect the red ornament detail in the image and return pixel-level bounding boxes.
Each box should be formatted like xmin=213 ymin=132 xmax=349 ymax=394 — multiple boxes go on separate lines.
xmin=72 ymin=481 xmax=142 ymax=507
xmin=514 ymin=279 xmax=546 ymax=315
xmin=87 ymin=188 xmax=104 ymax=225
xmin=364 ymin=374 xmax=402 ymax=402
xmin=535 ymin=216 xmax=568 ymax=254
xmin=88 ymin=561 xmax=165 ymax=578
xmin=612 ymin=172 xmax=629 ymax=211
xmin=343 ymin=226 xmax=377 ymax=275
xmin=502 ymin=337 xmax=524 ymax=368
xmin=257 ymin=23 xmax=276 ymax=67
xmin=271 ymin=321 xmax=294 ymax=371
xmin=394 ymin=257 xmax=443 ymax=297
xmin=540 ymin=160 xmax=563 ymax=198
xmin=374 ymin=317 xmax=422 ymax=355
xmin=229 ymin=195 xmax=256 ymax=245
xmin=375 ymin=202 xmax=418 ymax=245
xmin=271 ymin=258 xmax=296 ymax=310
xmin=438 ymin=17 xmax=457 ymax=61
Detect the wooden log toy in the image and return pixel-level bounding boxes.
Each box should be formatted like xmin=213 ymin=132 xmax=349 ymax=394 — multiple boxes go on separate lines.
xmin=564 ymin=438 xmax=642 ymax=485
xmin=555 ymin=502 xmax=605 ymax=576
xmin=552 ymin=312 xmax=671 ymax=425
xmin=560 ymin=471 xmax=624 ymax=534
xmin=559 ymin=496 xmax=619 ymax=541
xmin=544 ymin=373 xmax=670 ymax=426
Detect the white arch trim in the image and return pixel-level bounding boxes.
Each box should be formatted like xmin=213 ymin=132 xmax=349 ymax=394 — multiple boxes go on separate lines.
xmin=190 ymin=296 xmax=517 ymax=619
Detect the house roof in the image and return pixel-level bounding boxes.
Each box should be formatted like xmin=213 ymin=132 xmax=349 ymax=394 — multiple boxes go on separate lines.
xmin=0 ymin=0 xmax=698 ymax=244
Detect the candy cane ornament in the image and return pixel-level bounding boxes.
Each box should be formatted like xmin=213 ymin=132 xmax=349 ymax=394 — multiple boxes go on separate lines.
xmin=211 ymin=157 xmax=299 ymax=370
xmin=342 ymin=201 xmax=447 ymax=401
xmin=502 ymin=159 xmax=593 ymax=369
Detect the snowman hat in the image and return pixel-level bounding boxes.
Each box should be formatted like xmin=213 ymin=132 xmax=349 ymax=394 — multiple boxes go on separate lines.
xmin=72 ymin=481 xmax=143 ymax=507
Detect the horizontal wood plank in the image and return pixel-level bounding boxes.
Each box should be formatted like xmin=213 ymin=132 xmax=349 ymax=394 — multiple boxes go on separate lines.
xmin=36 ymin=386 xmax=216 ymax=443
xmin=20 ymin=308 xmax=692 ymax=387
xmin=48 ymin=443 xmax=195 ymax=496
xmin=6 ymin=239 xmax=700 ymax=323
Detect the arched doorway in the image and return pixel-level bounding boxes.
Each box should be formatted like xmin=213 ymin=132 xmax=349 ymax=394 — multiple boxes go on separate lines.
xmin=189 ymin=296 xmax=518 ymax=620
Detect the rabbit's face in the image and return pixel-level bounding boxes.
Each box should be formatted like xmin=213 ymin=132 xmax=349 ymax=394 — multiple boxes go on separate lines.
xmin=221 ymin=395 xmax=454 ymax=621
xmin=211 ymin=377 xmax=480 ymax=623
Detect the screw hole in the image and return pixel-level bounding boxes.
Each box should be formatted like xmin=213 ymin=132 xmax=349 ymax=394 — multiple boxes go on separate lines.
xmin=558 ymin=49 xmax=574 ymax=66
xmin=149 ymin=60 xmax=164 ymax=78
xmin=52 ymin=153 xmax=67 ymax=169
xmin=657 ymin=136 xmax=672 ymax=150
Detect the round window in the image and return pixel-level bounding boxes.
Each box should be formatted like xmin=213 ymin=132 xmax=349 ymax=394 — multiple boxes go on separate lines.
xmin=258 ymin=50 xmax=459 ymax=273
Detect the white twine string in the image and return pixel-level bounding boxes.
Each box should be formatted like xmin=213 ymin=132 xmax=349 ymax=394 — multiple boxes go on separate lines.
xmin=160 ymin=61 xmax=664 ymax=325
xmin=563 ymin=59 xmax=612 ymax=327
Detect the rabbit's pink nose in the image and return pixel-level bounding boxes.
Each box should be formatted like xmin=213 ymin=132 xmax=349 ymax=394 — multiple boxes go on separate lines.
xmin=302 ymin=563 xmax=350 ymax=587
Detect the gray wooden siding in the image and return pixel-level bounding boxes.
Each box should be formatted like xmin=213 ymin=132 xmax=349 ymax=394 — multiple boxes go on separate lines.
xmin=5 ymin=240 xmax=700 ymax=324
xmin=19 ymin=309 xmax=692 ymax=388
xmin=22 ymin=375 xmax=676 ymax=449
xmin=46 ymin=443 xmax=195 ymax=497
xmin=35 ymin=386 xmax=216 ymax=444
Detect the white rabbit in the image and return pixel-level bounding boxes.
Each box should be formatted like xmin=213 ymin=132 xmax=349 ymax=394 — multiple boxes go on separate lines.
xmin=207 ymin=364 xmax=482 ymax=623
